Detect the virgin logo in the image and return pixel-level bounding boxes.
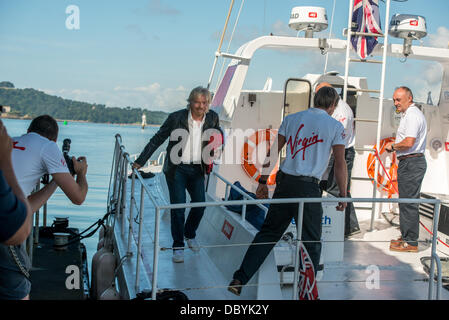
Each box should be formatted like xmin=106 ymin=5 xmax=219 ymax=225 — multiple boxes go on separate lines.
xmin=309 ymin=12 xmax=317 ymax=18
xmin=410 ymin=20 xmax=418 ymax=26
xmin=13 ymin=141 xmax=25 ymax=151
xmin=286 ymin=124 xmax=323 ymax=160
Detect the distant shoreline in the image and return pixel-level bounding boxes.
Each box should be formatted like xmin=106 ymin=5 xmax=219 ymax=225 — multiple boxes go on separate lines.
xmin=1 ymin=115 xmax=161 ymax=127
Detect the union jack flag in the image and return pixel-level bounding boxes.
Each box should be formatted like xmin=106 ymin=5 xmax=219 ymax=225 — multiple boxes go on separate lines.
xmin=351 ymin=0 xmax=383 ymax=59
xmin=298 ymin=242 xmax=319 ymax=300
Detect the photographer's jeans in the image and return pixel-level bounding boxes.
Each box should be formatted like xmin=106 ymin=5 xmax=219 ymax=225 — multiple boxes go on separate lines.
xmin=165 ymin=163 xmax=205 ymax=250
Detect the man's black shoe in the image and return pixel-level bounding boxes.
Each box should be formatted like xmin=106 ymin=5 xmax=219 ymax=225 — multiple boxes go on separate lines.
xmin=228 ymin=279 xmax=242 ymax=296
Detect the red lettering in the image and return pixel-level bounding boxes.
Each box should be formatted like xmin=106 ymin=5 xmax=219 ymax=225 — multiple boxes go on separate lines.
xmin=445 ymin=142 xmax=449 ymax=152
xmin=286 ymin=124 xmax=324 ymax=160
xmin=13 ymin=141 xmax=25 ymax=151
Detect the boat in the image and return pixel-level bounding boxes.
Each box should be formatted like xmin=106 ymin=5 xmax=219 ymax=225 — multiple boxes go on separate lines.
xmin=91 ymin=0 xmax=449 ymax=300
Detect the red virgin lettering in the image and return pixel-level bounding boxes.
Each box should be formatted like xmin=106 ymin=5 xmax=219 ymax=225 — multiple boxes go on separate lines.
xmin=286 ymin=124 xmax=323 ymax=160
xmin=13 ymin=141 xmax=25 ymax=151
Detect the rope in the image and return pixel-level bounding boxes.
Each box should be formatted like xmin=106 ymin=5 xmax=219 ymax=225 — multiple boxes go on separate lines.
xmin=52 ymin=211 xmax=111 ymax=249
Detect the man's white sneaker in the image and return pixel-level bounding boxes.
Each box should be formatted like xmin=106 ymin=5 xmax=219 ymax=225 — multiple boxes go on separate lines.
xmin=172 ymin=250 xmax=184 ymax=263
xmin=186 ymin=238 xmax=200 ymax=252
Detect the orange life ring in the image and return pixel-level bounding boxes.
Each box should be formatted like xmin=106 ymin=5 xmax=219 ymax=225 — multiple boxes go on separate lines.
xmin=242 ymin=129 xmax=279 ymax=185
xmin=366 ymin=137 xmax=398 ymax=198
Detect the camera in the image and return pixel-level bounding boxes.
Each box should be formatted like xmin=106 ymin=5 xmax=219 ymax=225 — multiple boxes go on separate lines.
xmin=62 ymin=138 xmax=76 ymax=175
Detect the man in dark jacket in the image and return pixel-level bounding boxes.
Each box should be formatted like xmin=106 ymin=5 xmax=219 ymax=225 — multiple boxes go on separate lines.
xmin=133 ymin=86 xmax=221 ymax=263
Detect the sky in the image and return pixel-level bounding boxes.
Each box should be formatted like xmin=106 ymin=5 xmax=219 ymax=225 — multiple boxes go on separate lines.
xmin=1 ymin=0 xmax=449 ymax=112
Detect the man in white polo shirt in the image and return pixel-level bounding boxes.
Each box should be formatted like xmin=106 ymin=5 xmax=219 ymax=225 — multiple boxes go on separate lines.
xmin=315 ymin=82 xmax=360 ymax=237
xmin=386 ymin=86 xmax=427 ymax=252
xmin=228 ymin=86 xmax=347 ymax=296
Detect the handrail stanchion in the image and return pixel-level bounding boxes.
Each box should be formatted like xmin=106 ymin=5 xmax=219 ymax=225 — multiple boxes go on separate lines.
xmin=127 ymin=170 xmax=136 ymax=255
xmin=428 ymin=201 xmax=442 ymax=300
xmin=241 ymin=199 xmax=247 ymax=223
xmin=292 ymin=201 xmax=304 ymax=300
xmin=121 ymin=154 xmax=129 ymax=236
xmin=152 ymin=207 xmax=162 ymax=300
xmin=135 ymin=183 xmax=145 ymax=293
xmin=225 ymin=184 xmax=230 ymax=201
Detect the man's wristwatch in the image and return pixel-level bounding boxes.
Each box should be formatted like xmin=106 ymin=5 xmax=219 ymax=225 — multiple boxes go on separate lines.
xmin=391 ymin=144 xmax=395 ymax=151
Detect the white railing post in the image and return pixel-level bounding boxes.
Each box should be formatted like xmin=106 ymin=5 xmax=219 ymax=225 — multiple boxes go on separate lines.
xmin=121 ymin=154 xmax=129 ymax=236
xmin=292 ymin=201 xmax=304 ymax=300
xmin=428 ymin=201 xmax=442 ymax=300
xmin=225 ymin=184 xmax=230 ymax=201
xmin=135 ymin=183 xmax=145 ymax=294
xmin=152 ymin=207 xmax=162 ymax=300
xmin=241 ymin=198 xmax=247 ymax=223
xmin=127 ymin=170 xmax=136 ymax=255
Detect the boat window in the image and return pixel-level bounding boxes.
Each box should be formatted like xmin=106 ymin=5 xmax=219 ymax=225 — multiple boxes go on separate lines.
xmin=281 ymin=78 xmax=311 ymax=163
xmin=332 ymin=85 xmax=358 ymax=118
xmin=283 ymin=78 xmax=312 ymax=118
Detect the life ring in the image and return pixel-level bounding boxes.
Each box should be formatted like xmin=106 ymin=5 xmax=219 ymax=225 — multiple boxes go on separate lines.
xmin=241 ymin=129 xmax=279 ymax=185
xmin=366 ymin=137 xmax=398 ymax=198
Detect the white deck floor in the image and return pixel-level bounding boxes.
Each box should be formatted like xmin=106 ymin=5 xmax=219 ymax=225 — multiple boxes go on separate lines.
xmin=113 ymin=170 xmax=449 ymax=300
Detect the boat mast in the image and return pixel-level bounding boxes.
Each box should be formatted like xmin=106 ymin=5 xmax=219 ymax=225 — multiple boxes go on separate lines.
xmin=207 ymin=0 xmax=235 ymax=90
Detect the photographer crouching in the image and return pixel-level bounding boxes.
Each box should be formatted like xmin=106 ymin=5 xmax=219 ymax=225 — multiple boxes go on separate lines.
xmin=0 ymin=115 xmax=88 ymax=300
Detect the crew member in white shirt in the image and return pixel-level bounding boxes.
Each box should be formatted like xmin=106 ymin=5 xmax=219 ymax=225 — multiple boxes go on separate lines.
xmin=0 ymin=115 xmax=88 ymax=300
xmin=228 ymin=86 xmax=347 ymax=296
xmin=386 ymin=86 xmax=427 ymax=252
xmin=315 ymin=82 xmax=360 ymax=237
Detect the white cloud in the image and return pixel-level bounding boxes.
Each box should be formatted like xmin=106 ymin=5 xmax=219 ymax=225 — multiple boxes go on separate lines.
xmin=271 ymin=20 xmax=296 ymax=37
xmin=427 ymin=26 xmax=449 ymax=48
xmin=405 ymin=62 xmax=443 ymax=104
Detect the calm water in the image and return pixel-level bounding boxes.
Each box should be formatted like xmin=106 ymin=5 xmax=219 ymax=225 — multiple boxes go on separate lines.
xmin=2 ymin=118 xmax=161 ymax=266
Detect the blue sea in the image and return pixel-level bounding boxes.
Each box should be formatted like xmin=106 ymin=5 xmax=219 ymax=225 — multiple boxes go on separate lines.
xmin=2 ymin=118 xmax=161 ymax=266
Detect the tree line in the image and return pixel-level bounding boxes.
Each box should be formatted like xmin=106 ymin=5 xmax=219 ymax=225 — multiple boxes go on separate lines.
xmin=0 ymin=83 xmax=169 ymax=125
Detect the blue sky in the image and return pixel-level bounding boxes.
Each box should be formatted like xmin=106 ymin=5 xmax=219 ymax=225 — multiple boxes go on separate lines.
xmin=1 ymin=0 xmax=448 ymax=112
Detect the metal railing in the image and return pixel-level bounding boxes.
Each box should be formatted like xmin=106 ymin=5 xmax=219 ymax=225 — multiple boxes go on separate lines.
xmin=108 ymin=134 xmax=444 ymax=300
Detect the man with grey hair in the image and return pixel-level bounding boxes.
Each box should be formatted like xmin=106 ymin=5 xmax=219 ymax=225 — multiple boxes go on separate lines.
xmin=133 ymin=86 xmax=222 ymax=263
xmin=386 ymin=86 xmax=427 ymax=252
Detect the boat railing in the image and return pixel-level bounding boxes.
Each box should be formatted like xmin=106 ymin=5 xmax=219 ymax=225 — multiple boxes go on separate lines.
xmin=109 ymin=134 xmax=444 ymax=301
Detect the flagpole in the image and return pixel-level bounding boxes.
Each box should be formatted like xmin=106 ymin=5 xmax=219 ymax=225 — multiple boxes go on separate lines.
xmin=343 ymin=0 xmax=355 ymax=103
xmin=323 ymin=0 xmax=337 ymax=74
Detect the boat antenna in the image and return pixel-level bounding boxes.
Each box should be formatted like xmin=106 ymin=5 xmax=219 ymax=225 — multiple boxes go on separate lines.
xmin=323 ymin=0 xmax=337 ymax=74
xmin=207 ymin=0 xmax=235 ymax=90
xmin=214 ymin=0 xmax=245 ymax=92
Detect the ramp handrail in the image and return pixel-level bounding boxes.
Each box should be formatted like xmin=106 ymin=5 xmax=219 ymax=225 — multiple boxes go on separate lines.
xmin=109 ymin=134 xmax=444 ymax=301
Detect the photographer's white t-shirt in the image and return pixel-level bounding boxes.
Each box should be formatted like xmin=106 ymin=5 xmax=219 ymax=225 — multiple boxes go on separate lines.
xmin=12 ymin=132 xmax=69 ymax=196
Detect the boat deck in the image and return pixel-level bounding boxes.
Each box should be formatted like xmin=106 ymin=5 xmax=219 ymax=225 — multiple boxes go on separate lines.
xmin=113 ymin=169 xmax=449 ymax=300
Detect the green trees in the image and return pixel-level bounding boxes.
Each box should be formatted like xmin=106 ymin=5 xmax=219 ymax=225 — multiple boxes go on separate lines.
xmin=0 ymin=81 xmax=14 ymax=88
xmin=0 ymin=86 xmax=169 ymax=125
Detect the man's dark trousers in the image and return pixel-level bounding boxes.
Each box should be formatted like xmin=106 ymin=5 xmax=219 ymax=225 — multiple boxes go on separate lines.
xmin=397 ymin=156 xmax=426 ymax=246
xmin=326 ymin=147 xmax=359 ymax=235
xmin=165 ymin=163 xmax=205 ymax=249
xmin=233 ymin=171 xmax=323 ymax=285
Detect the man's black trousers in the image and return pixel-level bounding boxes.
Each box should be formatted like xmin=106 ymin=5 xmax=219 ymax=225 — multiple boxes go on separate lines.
xmin=233 ymin=171 xmax=323 ymax=285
